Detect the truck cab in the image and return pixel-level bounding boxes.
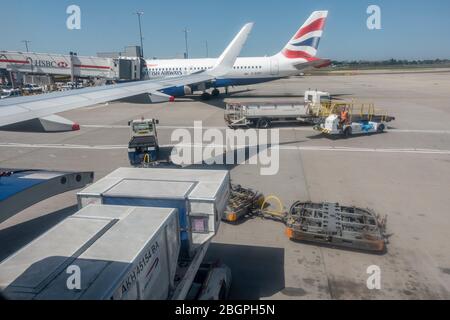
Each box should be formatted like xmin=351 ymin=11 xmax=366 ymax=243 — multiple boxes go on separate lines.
xmin=304 ymin=90 xmax=331 ymax=109
xmin=127 ymin=118 xmax=160 ymax=165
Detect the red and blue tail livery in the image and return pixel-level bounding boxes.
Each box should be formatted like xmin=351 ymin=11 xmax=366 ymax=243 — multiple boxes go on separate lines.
xmin=281 ymin=11 xmax=328 ymax=60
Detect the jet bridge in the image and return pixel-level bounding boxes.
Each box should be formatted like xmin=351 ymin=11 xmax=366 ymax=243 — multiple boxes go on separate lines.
xmin=0 ymin=51 xmax=144 ymax=81
xmin=0 ymin=169 xmax=94 ymax=224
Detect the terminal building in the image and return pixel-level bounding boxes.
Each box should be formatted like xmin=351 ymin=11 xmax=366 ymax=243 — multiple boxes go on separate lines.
xmin=0 ymin=46 xmax=146 ymax=87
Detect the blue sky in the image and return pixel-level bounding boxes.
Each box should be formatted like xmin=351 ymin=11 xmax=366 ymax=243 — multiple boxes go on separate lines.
xmin=2 ymin=0 xmax=450 ymax=60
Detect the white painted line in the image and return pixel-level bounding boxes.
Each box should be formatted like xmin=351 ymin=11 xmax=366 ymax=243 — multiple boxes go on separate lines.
xmin=1 ymin=142 xmax=449 ymax=155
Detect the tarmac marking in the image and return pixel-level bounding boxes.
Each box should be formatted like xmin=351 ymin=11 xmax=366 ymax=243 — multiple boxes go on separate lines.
xmin=1 ymin=142 xmax=449 ymax=155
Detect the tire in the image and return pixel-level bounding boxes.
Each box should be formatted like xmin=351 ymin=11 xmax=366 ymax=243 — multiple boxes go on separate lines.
xmin=377 ymin=123 xmax=385 ymax=133
xmin=218 ymin=282 xmax=228 ymax=300
xmin=257 ymin=118 xmax=271 ymax=129
xmin=212 ymin=88 xmax=220 ymax=97
xmin=201 ymin=92 xmax=211 ymax=100
xmin=343 ymin=126 xmax=352 ymax=138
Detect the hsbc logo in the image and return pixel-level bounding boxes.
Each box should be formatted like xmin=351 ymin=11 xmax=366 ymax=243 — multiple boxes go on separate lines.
xmin=57 ymin=61 xmax=69 ymax=68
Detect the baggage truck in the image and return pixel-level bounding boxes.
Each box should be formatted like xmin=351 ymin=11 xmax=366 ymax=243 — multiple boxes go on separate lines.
xmin=224 ymin=90 xmax=331 ymax=128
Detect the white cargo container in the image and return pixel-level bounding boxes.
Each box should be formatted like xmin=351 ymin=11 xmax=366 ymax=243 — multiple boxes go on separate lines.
xmin=0 ymin=205 xmax=180 ymax=300
xmin=77 ymin=168 xmax=230 ymax=256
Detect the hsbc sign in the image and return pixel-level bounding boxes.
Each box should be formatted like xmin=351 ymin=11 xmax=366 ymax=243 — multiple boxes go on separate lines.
xmin=30 ymin=59 xmax=69 ymax=69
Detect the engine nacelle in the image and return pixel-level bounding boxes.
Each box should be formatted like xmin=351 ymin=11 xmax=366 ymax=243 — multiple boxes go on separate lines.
xmin=160 ymin=85 xmax=192 ymax=97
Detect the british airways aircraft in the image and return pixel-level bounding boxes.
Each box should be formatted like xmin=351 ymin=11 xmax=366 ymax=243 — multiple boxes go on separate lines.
xmin=0 ymin=23 xmax=253 ymax=131
xmin=147 ymin=11 xmax=330 ymax=100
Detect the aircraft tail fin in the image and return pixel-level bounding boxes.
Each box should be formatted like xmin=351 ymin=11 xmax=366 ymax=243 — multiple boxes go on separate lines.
xmin=279 ymin=11 xmax=328 ymax=60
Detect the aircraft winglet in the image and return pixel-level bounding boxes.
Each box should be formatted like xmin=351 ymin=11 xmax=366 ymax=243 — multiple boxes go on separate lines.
xmin=209 ymin=22 xmax=254 ymax=77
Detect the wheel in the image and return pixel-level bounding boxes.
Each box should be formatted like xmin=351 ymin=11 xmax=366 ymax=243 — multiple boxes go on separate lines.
xmin=212 ymin=88 xmax=220 ymax=97
xmin=257 ymin=118 xmax=271 ymax=129
xmin=218 ymin=282 xmax=228 ymax=300
xmin=377 ymin=123 xmax=385 ymax=133
xmin=343 ymin=126 xmax=352 ymax=138
xmin=201 ymin=92 xmax=211 ymax=100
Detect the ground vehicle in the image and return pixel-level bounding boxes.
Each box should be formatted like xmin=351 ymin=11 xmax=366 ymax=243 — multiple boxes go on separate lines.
xmin=21 ymin=83 xmax=43 ymax=94
xmin=314 ymin=102 xmax=395 ymax=137
xmin=0 ymin=88 xmax=21 ymax=99
xmin=0 ymin=168 xmax=232 ymax=300
xmin=60 ymin=81 xmax=85 ymax=91
xmin=225 ymin=90 xmax=331 ymax=128
xmin=127 ymin=118 xmax=160 ymax=165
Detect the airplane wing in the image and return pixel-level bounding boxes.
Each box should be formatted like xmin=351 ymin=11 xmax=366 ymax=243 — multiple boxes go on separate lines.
xmin=0 ymin=23 xmax=253 ymax=128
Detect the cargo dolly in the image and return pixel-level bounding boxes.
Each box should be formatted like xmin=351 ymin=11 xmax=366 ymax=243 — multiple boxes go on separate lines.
xmin=285 ymin=202 xmax=388 ymax=253
xmin=249 ymin=197 xmax=388 ymax=254
xmin=223 ymin=184 xmax=264 ymax=222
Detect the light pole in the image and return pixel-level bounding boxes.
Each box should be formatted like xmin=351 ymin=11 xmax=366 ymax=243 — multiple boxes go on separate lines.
xmin=205 ymin=40 xmax=209 ymax=58
xmin=21 ymin=40 xmax=31 ymax=52
xmin=135 ymin=11 xmax=144 ymax=57
xmin=183 ymin=28 xmax=190 ymax=59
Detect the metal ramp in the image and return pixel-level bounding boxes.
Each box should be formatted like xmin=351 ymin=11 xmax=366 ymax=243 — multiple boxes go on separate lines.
xmin=0 ymin=169 xmax=94 ymax=224
xmin=319 ymin=102 xmax=396 ymax=123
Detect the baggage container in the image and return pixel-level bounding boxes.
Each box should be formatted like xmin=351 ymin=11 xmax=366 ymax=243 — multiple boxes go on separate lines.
xmin=0 ymin=205 xmax=180 ymax=300
xmin=77 ymin=168 xmax=230 ymax=256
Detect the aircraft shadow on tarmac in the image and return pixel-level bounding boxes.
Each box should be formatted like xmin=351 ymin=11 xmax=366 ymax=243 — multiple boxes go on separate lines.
xmin=157 ymin=140 xmax=306 ymax=172
xmin=206 ymin=242 xmax=285 ymax=299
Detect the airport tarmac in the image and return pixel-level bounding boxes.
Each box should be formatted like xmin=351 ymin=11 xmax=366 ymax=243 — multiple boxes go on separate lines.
xmin=1 ymin=71 xmax=450 ymax=299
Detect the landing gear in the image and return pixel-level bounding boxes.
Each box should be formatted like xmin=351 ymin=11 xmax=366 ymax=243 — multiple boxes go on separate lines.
xmin=201 ymin=92 xmax=211 ymax=100
xmin=225 ymin=86 xmax=229 ymax=95
xmin=257 ymin=118 xmax=271 ymax=129
xmin=212 ymin=88 xmax=220 ymax=97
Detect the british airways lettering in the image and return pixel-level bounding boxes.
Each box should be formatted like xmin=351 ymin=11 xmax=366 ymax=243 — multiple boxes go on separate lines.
xmin=151 ymin=70 xmax=183 ymax=77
